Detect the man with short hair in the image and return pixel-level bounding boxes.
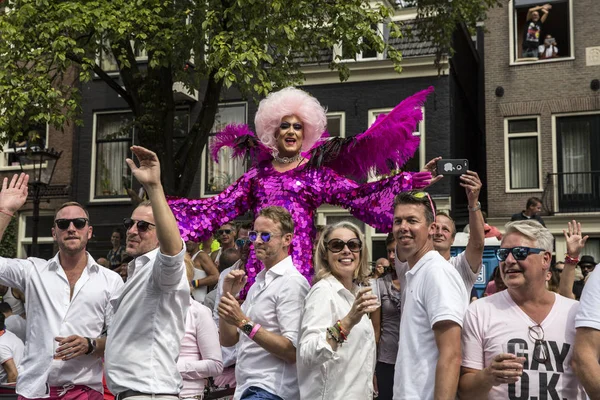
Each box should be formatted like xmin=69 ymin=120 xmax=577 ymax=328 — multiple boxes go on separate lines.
xmin=0 ymin=312 xmax=23 ymax=384
xmin=0 ymin=174 xmax=123 ymax=399
xmin=511 ymin=197 xmax=546 ymax=227
xmin=459 ymin=220 xmax=586 ymax=399
xmin=396 ymin=169 xmax=485 ymax=297
xmin=211 ymin=223 xmax=237 ymax=266
xmin=374 ymin=257 xmax=390 ymax=278
xmin=522 ymin=4 xmax=551 ymax=58
xmin=393 ymin=191 xmax=468 ymax=399
xmin=218 ymin=206 xmax=309 ymax=400
xmin=105 ymin=146 xmax=190 ymax=399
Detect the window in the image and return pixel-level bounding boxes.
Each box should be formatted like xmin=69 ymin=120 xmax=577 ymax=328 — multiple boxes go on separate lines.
xmin=510 ymin=0 xmax=573 ymax=64
xmin=91 ymin=111 xmax=134 ymax=201
xmin=368 ymin=107 xmax=425 ymax=172
xmin=17 ymin=212 xmax=55 ymax=259
xmin=202 ymin=103 xmax=248 ymax=196
xmin=326 ymin=112 xmax=346 ymax=138
xmin=97 ymin=41 xmax=148 ymax=73
xmin=340 ymin=24 xmax=384 ymax=62
xmin=582 ymin=238 xmax=600 ymax=263
xmin=0 ymin=124 xmax=48 ymax=170
xmin=504 ymin=117 xmax=541 ymax=191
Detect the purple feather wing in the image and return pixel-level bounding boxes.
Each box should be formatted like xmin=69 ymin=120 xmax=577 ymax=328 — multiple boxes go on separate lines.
xmin=210 ymin=124 xmax=272 ymax=165
xmin=309 ymin=86 xmax=433 ymax=178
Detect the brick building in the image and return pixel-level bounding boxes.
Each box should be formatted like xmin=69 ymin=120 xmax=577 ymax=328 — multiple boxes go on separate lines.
xmin=483 ymin=0 xmax=600 ymax=260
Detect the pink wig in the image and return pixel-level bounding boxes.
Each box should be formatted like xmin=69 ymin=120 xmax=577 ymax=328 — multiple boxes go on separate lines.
xmin=254 ymin=87 xmax=327 ymax=154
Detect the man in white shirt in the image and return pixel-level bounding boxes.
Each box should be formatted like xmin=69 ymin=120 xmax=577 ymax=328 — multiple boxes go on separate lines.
xmin=218 ymin=206 xmax=309 ymax=400
xmin=0 ymin=174 xmax=124 ymax=399
xmin=104 ymin=146 xmax=189 ymax=399
xmin=459 ymin=220 xmax=586 ymax=399
xmin=396 ymin=168 xmax=485 ymax=297
xmin=393 ymin=191 xmax=468 ymax=399
xmin=0 ymin=312 xmax=23 ymax=384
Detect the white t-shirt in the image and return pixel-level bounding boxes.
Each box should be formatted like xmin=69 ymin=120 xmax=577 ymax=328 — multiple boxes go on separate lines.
xmin=462 ymin=290 xmax=587 ymax=399
xmin=394 ymin=250 xmax=468 ymax=399
xmin=297 ymin=275 xmax=376 ymax=400
xmin=395 ymin=251 xmax=480 ymax=307
xmin=0 ymin=330 xmax=24 ymax=383
xmin=234 ymin=256 xmax=309 ymax=400
xmin=5 ymin=315 xmax=25 ymax=343
xmin=575 ymin=264 xmax=600 ymax=330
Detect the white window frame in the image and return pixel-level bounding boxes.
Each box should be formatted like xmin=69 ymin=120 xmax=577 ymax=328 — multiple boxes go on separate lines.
xmin=368 ymin=106 xmax=425 ymax=170
xmin=17 ymin=210 xmax=55 ymax=259
xmin=89 ymin=110 xmax=133 ymax=204
xmin=504 ymin=116 xmax=543 ymax=193
xmin=337 ymin=23 xmax=385 ymax=62
xmin=96 ymin=40 xmax=148 ymax=76
xmin=326 ymin=111 xmax=346 ymax=138
xmin=508 ymin=0 xmax=574 ymax=66
xmin=200 ymin=101 xmax=248 ymax=197
xmin=0 ymin=124 xmax=50 ymax=171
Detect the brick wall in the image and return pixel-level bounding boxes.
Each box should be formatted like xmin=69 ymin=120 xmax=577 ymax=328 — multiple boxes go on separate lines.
xmin=484 ymin=0 xmax=600 ymax=219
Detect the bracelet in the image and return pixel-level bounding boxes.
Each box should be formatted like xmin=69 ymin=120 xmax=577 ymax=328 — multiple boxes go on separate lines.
xmin=0 ymin=209 xmax=13 ymax=218
xmin=85 ymin=337 xmax=93 ymax=355
xmin=564 ymin=254 xmax=580 ymax=265
xmin=249 ymin=323 xmax=261 ymax=340
xmin=336 ymin=320 xmax=349 ymax=340
xmin=326 ymin=326 xmax=343 ymax=344
xmin=468 ymin=201 xmax=481 ymax=212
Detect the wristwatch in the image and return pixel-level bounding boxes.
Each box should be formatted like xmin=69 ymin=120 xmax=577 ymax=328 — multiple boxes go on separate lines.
xmin=239 ymin=320 xmax=255 ymax=336
xmin=85 ymin=337 xmax=97 ymax=355
xmin=468 ymin=201 xmax=482 ymax=212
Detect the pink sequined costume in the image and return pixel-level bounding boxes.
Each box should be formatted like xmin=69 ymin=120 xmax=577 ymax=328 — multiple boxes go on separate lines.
xmin=168 ymin=87 xmax=434 ymax=290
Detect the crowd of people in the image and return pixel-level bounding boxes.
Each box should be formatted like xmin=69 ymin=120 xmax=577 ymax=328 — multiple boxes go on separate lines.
xmin=0 ymin=84 xmax=597 ymax=400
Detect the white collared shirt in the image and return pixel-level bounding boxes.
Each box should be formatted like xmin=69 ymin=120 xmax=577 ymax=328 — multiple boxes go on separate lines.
xmin=0 ymin=253 xmax=124 ymax=398
xmin=297 ymin=275 xmax=376 ymax=400
xmin=394 ymin=250 xmax=468 ymax=400
xmin=105 ymin=243 xmax=189 ymax=395
xmin=234 ymin=256 xmax=309 ymax=400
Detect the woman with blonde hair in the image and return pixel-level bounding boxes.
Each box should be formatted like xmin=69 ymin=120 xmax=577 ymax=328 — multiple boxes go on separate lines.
xmin=297 ymin=221 xmax=378 ymax=399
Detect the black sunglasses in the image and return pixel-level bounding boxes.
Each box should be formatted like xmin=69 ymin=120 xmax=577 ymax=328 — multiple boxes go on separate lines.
xmin=55 ymin=218 xmax=89 ymax=230
xmin=217 ymin=229 xmax=233 ymax=235
xmin=495 ymin=247 xmax=546 ymax=262
xmin=249 ymin=231 xmax=282 ymax=243
xmin=325 ymin=238 xmax=362 ymax=253
xmin=123 ymin=218 xmax=156 ymax=232
xmin=528 ymin=324 xmax=549 ymax=364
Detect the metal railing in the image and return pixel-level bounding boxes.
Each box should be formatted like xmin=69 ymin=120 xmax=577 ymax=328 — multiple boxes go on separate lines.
xmin=543 ymin=171 xmax=600 ymax=214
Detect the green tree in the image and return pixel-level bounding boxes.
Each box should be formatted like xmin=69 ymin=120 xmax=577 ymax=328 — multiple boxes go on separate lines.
xmin=0 ymin=0 xmax=497 ymax=196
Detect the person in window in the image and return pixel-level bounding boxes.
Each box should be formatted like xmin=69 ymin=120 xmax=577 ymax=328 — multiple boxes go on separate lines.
xmin=168 ymin=86 xmax=432 ymax=296
xmin=522 ymin=4 xmax=552 ymax=58
xmin=538 ymin=34 xmax=559 ymax=59
xmin=511 ymin=197 xmax=546 ymax=227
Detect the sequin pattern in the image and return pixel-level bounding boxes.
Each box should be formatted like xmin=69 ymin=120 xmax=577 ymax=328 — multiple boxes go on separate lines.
xmin=168 ymin=162 xmax=430 ymax=294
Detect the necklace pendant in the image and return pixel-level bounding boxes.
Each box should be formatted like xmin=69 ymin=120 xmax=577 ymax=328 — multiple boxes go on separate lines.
xmin=273 ymin=154 xmax=301 ymax=164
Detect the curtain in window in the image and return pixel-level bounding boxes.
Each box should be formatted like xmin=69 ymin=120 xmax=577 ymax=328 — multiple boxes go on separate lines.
xmin=205 ymin=105 xmax=246 ymax=194
xmin=509 ymin=137 xmax=539 ymax=189
xmin=560 ymin=118 xmax=591 ymax=194
xmin=95 ymin=114 xmax=132 ymax=197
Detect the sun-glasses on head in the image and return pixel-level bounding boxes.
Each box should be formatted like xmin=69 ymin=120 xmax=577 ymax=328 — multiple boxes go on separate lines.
xmin=123 ymin=218 xmax=156 ymax=233
xmin=54 ymin=218 xmax=89 ymax=230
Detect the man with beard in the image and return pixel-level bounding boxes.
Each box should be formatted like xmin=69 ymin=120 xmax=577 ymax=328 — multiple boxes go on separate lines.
xmin=104 ymin=146 xmax=190 ymax=399
xmin=0 ymin=174 xmax=123 ymax=399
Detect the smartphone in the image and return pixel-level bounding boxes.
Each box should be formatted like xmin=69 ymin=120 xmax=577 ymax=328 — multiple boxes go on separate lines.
xmin=436 ymin=159 xmax=469 ymax=175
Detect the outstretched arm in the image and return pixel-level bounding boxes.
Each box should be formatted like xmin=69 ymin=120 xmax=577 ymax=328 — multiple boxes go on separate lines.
xmin=126 ymin=146 xmax=181 ymax=256
xmin=462 ymin=171 xmax=484 ymax=273
xmin=0 ymin=174 xmax=29 ymax=240
xmin=558 ymin=220 xmax=588 ymax=299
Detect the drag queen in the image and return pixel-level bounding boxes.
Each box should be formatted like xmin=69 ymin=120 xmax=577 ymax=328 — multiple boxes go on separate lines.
xmin=168 ymin=87 xmax=432 ymax=291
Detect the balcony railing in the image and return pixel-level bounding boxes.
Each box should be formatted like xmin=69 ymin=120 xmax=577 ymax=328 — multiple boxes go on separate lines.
xmin=543 ymin=171 xmax=600 ymax=214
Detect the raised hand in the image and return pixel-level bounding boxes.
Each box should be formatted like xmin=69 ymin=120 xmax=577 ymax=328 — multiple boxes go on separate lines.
xmin=0 ymin=173 xmax=29 ymax=214
xmin=223 ymin=269 xmax=247 ymax=296
xmin=563 ymin=220 xmax=588 ymax=258
xmin=421 ymin=156 xmax=443 ymax=186
xmin=125 ymin=146 xmax=161 ymax=188
xmin=342 ymin=287 xmax=378 ymax=331
xmin=460 ymin=170 xmax=482 ymax=205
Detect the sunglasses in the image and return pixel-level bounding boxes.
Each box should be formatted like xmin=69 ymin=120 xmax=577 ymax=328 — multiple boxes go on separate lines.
xmin=495 ymin=247 xmax=546 ymax=261
xmin=123 ymin=218 xmax=156 ymax=233
xmin=528 ymin=324 xmax=549 ymax=364
xmin=235 ymin=238 xmax=250 ymax=249
xmin=55 ymin=218 xmax=89 ymax=230
xmin=248 ymin=231 xmax=282 ymax=243
xmin=217 ymin=229 xmax=233 ymax=236
xmin=325 ymin=238 xmax=362 ymax=253
xmin=412 ymin=191 xmax=436 ymax=217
